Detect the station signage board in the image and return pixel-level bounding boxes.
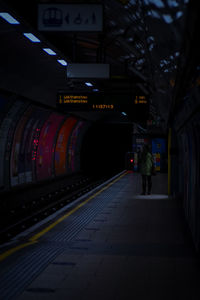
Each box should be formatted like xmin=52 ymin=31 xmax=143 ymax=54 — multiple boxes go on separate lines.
xmin=57 ymin=92 xmax=149 ymax=120
xmin=57 ymin=93 xmax=114 ymax=111
xmin=38 ymin=4 xmax=103 ymax=32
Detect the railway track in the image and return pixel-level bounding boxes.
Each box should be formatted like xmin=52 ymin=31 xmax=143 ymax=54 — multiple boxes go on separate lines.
xmin=0 ymin=174 xmax=113 ymax=244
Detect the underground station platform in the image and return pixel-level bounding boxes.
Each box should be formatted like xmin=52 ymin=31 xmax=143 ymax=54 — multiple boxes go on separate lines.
xmin=0 ymin=171 xmax=200 ymax=300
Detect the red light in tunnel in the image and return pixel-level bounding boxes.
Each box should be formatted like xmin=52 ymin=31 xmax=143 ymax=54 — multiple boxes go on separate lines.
xmin=130 ymin=159 xmax=133 ymax=163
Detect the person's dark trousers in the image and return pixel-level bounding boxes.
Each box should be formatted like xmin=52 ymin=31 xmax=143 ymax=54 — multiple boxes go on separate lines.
xmin=142 ymin=175 xmax=152 ymax=194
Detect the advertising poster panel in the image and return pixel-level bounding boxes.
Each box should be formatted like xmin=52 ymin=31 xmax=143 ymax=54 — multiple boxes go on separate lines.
xmin=36 ymin=113 xmax=64 ymax=181
xmin=10 ymin=106 xmax=34 ymax=186
xmin=54 ymin=116 xmax=77 ymax=176
xmin=0 ymin=100 xmax=27 ymax=189
xmin=67 ymin=121 xmax=84 ymax=172
xmin=152 ymin=138 xmax=166 ymax=171
xmin=18 ymin=108 xmax=49 ymax=183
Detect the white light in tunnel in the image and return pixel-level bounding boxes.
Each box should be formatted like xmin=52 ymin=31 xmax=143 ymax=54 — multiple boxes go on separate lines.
xmin=149 ymin=44 xmax=154 ymax=51
xmin=23 ymin=33 xmax=41 ymax=42
xmin=93 ymin=88 xmax=99 ymax=92
xmin=147 ymin=36 xmax=155 ymax=43
xmin=147 ymin=0 xmax=164 ymax=8
xmin=0 ymin=12 xmax=20 ymax=24
xmin=176 ymin=11 xmax=183 ymax=19
xmin=127 ymin=37 xmax=134 ymax=42
xmin=43 ymin=48 xmax=57 ymax=55
xmin=163 ymin=14 xmax=173 ymax=23
xmin=167 ymin=0 xmax=178 ymax=7
xmin=57 ymin=59 xmax=68 ymax=66
xmin=85 ymin=82 xmax=93 ymax=87
xmin=122 ymin=112 xmax=127 ymax=116
xmin=147 ymin=10 xmax=160 ymax=19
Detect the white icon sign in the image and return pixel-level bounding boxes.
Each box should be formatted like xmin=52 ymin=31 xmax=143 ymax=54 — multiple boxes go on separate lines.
xmin=38 ymin=4 xmax=103 ymax=31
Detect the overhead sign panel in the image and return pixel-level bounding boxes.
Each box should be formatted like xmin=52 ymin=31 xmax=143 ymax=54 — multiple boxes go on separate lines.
xmin=57 ymin=92 xmax=149 ymax=120
xmin=38 ymin=4 xmax=103 ymax=31
xmin=67 ymin=63 xmax=110 ymax=79
xmin=57 ymin=93 xmax=114 ymax=111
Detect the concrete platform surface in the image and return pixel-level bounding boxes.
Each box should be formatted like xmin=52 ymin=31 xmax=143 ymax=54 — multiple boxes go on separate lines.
xmin=1 ymin=172 xmax=200 ymax=300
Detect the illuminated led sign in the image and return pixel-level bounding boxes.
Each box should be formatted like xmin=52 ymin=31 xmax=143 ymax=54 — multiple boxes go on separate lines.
xmin=57 ymin=93 xmax=115 ymax=111
xmin=57 ymin=92 xmax=149 ymax=117
xmin=134 ymin=95 xmax=148 ymax=104
xmin=58 ymin=94 xmax=88 ymax=104
xmin=32 ymin=128 xmax=40 ymax=161
xmin=92 ymin=104 xmax=114 ymax=110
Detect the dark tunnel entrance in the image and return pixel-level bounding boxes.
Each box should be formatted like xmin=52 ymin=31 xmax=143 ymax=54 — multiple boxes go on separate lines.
xmin=80 ymin=122 xmax=133 ymax=176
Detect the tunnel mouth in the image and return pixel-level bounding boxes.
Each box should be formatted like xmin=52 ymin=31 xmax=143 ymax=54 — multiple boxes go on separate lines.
xmin=80 ymin=122 xmax=133 ymax=177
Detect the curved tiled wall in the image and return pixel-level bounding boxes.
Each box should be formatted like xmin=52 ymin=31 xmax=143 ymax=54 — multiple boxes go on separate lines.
xmin=0 ymin=93 xmax=89 ymax=191
xmin=54 ymin=116 xmax=77 ymax=176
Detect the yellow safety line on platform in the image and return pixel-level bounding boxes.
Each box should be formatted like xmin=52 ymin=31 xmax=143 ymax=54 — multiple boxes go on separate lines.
xmin=0 ymin=171 xmax=128 ymax=262
xmin=29 ymin=171 xmax=127 ymax=241
xmin=0 ymin=241 xmax=37 ymax=262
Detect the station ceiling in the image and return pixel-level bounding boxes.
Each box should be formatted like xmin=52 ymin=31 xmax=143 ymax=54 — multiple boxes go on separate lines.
xmin=0 ymin=0 xmax=191 ymax=132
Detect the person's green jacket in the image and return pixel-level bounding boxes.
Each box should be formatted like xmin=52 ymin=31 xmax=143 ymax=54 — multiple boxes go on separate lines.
xmin=140 ymin=152 xmax=153 ymax=176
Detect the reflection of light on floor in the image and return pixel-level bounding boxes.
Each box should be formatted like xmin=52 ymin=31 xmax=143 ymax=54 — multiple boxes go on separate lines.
xmin=134 ymin=194 xmax=169 ymax=200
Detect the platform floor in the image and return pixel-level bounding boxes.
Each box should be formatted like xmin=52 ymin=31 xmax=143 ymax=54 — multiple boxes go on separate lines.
xmin=0 ymin=172 xmax=200 ymax=300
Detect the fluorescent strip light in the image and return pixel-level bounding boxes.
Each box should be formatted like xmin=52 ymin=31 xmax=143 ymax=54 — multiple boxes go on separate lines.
xmin=121 ymin=112 xmax=127 ymax=116
xmin=43 ymin=48 xmax=56 ymax=55
xmin=93 ymin=88 xmax=99 ymax=92
xmin=85 ymin=82 xmax=93 ymax=87
xmin=0 ymin=12 xmax=20 ymax=24
xmin=57 ymin=59 xmax=67 ymax=66
xmin=23 ymin=33 xmax=41 ymax=42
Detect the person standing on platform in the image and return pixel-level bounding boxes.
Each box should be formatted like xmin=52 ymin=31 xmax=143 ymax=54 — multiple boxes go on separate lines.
xmin=139 ymin=144 xmax=153 ymax=195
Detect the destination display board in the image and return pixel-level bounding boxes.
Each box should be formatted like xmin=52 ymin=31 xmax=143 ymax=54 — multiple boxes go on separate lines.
xmin=57 ymin=92 xmax=149 ymax=120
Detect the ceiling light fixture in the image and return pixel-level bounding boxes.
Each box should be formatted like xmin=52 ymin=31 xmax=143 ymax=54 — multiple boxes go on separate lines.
xmin=23 ymin=33 xmax=41 ymax=42
xmin=43 ymin=48 xmax=57 ymax=55
xmin=57 ymin=59 xmax=68 ymax=66
xmin=85 ymin=82 xmax=93 ymax=87
xmin=162 ymin=14 xmax=173 ymax=23
xmin=0 ymin=12 xmax=20 ymax=24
